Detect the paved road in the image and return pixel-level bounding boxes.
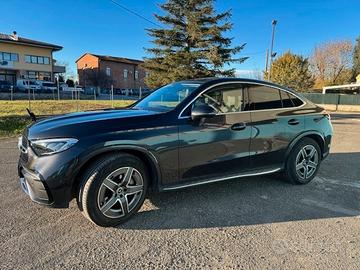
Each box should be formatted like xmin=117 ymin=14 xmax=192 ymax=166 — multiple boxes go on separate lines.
xmin=0 ymin=113 xmax=359 ymax=270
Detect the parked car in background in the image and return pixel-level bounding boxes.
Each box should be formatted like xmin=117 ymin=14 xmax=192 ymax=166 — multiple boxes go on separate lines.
xmin=16 ymin=79 xmax=41 ymax=92
xmin=17 ymin=78 xmax=333 ymax=227
xmin=0 ymin=80 xmax=13 ymax=92
xmin=36 ymin=81 xmax=57 ymax=93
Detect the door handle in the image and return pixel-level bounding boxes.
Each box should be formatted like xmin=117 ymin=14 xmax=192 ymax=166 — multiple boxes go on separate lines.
xmin=231 ymin=122 xmax=246 ymax=131
xmin=288 ymin=119 xmax=300 ymax=125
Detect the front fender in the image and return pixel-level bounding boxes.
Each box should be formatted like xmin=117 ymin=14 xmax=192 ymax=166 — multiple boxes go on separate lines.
xmin=74 ymin=143 xmax=162 ymax=190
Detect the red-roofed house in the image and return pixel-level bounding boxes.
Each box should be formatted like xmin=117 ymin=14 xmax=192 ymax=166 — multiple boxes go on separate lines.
xmin=76 ymin=53 xmax=148 ymax=90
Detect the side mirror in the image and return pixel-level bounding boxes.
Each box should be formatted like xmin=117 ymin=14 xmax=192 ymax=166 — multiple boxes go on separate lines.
xmin=191 ymin=104 xmax=217 ymax=121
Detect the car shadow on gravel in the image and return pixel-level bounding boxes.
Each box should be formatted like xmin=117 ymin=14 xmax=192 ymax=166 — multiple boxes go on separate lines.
xmin=120 ymin=152 xmax=360 ymax=230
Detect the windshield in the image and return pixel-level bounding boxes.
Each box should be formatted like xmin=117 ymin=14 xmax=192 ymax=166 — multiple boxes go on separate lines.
xmin=134 ymin=82 xmax=200 ymax=112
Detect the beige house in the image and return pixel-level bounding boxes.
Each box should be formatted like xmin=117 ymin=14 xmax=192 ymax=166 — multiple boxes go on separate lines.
xmin=0 ymin=31 xmax=65 ymax=86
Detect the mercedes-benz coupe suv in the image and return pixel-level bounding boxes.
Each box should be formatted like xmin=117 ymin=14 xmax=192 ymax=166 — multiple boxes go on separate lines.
xmin=17 ymin=78 xmax=333 ymax=227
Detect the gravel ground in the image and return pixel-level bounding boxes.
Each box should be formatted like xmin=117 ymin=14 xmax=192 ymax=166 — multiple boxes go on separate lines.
xmin=0 ymin=113 xmax=359 ymax=270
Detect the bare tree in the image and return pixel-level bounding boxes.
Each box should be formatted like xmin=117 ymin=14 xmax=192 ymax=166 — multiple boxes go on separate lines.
xmin=310 ymin=40 xmax=353 ymax=88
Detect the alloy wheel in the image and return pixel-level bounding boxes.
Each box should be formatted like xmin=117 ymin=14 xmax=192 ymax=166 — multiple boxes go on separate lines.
xmin=97 ymin=167 xmax=144 ymax=218
xmin=295 ymin=145 xmax=319 ymax=180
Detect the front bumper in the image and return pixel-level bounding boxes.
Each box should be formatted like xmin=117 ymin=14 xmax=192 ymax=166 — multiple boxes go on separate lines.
xmin=18 ymin=166 xmax=52 ymax=206
xmin=17 ymin=135 xmax=81 ymax=208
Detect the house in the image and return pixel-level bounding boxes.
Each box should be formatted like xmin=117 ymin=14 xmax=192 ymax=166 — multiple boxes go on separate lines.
xmin=76 ymin=53 xmax=147 ymax=90
xmin=0 ymin=31 xmax=65 ymax=85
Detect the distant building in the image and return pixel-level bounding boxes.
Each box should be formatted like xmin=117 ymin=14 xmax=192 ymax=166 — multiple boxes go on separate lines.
xmin=76 ymin=53 xmax=147 ymax=90
xmin=0 ymin=31 xmax=65 ymax=85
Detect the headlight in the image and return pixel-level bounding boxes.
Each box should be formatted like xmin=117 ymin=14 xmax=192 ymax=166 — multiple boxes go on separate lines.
xmin=30 ymin=138 xmax=78 ymax=156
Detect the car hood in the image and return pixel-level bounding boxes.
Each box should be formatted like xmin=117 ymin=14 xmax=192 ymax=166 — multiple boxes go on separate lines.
xmin=27 ymin=108 xmax=162 ymax=140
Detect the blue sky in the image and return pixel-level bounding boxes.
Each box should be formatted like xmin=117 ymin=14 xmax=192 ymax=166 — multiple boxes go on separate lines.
xmin=1 ymin=0 xmax=359 ymax=77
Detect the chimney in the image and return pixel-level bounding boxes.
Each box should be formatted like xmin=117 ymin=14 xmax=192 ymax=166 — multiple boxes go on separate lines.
xmin=10 ymin=31 xmax=18 ymax=41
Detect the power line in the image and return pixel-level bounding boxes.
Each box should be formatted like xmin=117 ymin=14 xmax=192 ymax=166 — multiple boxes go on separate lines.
xmin=109 ymin=0 xmax=161 ymax=27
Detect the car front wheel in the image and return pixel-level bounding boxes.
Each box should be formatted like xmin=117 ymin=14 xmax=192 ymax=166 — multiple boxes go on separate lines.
xmin=77 ymin=153 xmax=148 ymax=227
xmin=285 ymin=137 xmax=321 ymax=184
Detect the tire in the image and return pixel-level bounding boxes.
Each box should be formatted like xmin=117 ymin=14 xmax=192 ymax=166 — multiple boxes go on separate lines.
xmin=77 ymin=153 xmax=148 ymax=227
xmin=284 ymin=137 xmax=321 ymax=185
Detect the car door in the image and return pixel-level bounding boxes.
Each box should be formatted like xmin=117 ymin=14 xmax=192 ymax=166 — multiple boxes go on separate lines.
xmin=177 ymin=83 xmax=252 ymax=184
xmin=245 ymin=83 xmax=305 ymax=170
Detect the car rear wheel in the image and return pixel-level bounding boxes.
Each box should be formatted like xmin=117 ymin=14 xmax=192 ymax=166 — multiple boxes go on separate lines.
xmin=285 ymin=137 xmax=321 ymax=185
xmin=77 ymin=153 xmax=148 ymax=227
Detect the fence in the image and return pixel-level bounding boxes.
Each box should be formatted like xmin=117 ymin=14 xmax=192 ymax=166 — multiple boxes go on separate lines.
xmin=0 ymin=90 xmax=140 ymax=101
xmin=302 ymin=93 xmax=360 ymax=106
xmin=2 ymin=90 xmax=360 ymax=106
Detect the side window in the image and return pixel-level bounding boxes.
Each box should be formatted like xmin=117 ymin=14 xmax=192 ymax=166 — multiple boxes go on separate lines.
xmin=289 ymin=93 xmax=303 ymax=107
xmin=279 ymin=90 xmax=304 ymax=108
xmin=194 ymin=85 xmax=243 ymax=113
xmin=247 ymin=85 xmax=282 ymax=110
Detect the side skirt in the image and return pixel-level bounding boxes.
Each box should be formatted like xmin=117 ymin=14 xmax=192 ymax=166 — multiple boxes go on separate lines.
xmin=160 ymin=167 xmax=282 ymax=191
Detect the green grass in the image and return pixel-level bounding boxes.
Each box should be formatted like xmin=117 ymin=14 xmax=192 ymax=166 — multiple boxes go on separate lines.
xmin=0 ymin=100 xmax=134 ymax=138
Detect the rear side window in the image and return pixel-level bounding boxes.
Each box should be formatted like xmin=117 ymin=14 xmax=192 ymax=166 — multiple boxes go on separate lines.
xmin=247 ymin=85 xmax=282 ymax=110
xmin=280 ymin=90 xmax=304 ymax=107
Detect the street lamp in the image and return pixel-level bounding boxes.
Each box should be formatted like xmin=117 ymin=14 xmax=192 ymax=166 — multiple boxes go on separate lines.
xmin=267 ymin=19 xmax=278 ymax=81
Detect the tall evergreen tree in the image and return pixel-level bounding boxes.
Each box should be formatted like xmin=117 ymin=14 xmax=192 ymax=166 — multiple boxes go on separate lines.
xmin=267 ymin=51 xmax=314 ymax=92
xmin=143 ymin=0 xmax=247 ymax=88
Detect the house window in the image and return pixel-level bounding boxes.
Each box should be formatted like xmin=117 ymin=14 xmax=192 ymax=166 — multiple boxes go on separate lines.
xmin=39 ymin=72 xmax=51 ymax=81
xmin=145 ymin=72 xmax=149 ymax=78
xmin=25 ymin=55 xmax=51 ymax=65
xmin=124 ymin=69 xmax=128 ymax=79
xmin=25 ymin=71 xmax=51 ymax=80
xmin=2 ymin=53 xmax=11 ymax=61
xmin=106 ymin=67 xmax=111 ymax=76
xmin=25 ymin=55 xmax=31 ymax=63
xmin=27 ymin=71 xmax=37 ymax=79
xmin=0 ymin=52 xmax=19 ymax=62
xmin=135 ymin=70 xmax=139 ymax=80
xmin=10 ymin=53 xmax=18 ymax=61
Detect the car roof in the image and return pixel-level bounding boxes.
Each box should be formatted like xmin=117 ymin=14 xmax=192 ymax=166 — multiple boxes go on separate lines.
xmin=179 ymin=77 xmax=299 ymax=95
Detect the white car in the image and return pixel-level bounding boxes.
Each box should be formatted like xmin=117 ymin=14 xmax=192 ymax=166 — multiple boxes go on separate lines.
xmin=36 ymin=81 xmax=57 ymax=93
xmin=16 ymin=79 xmax=41 ymax=92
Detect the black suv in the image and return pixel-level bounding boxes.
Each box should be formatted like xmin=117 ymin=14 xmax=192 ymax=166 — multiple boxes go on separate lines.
xmin=17 ymin=78 xmax=333 ymax=227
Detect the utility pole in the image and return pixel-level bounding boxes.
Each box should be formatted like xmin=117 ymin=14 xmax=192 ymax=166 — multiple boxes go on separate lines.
xmin=265 ymin=49 xmax=269 ymax=75
xmin=267 ymin=19 xmax=278 ymax=81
